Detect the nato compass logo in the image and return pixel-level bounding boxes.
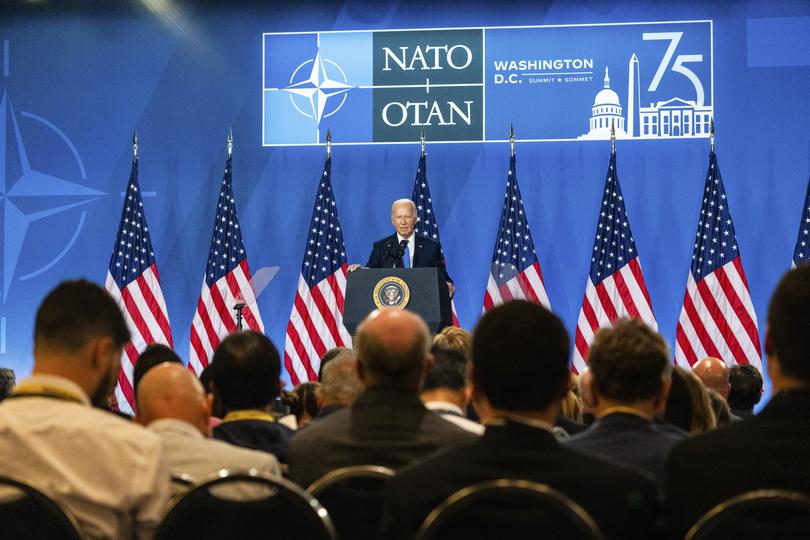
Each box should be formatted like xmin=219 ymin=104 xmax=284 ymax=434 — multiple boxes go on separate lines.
xmin=283 ymin=50 xmax=353 ymax=127
xmin=1 ymin=40 xmax=103 ymax=353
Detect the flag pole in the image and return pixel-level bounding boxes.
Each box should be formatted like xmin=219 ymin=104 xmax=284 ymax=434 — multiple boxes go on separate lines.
xmin=710 ymin=117 xmax=715 ymax=153
xmin=420 ymin=129 xmax=426 ymax=158
xmin=227 ymin=128 xmax=233 ymax=158
xmin=326 ymin=129 xmax=332 ymax=158
xmin=509 ymin=124 xmax=515 ymax=157
xmin=610 ymin=120 xmax=616 ymax=155
xmin=132 ymin=130 xmax=138 ymax=160
xmin=226 ymin=128 xmax=245 ymax=331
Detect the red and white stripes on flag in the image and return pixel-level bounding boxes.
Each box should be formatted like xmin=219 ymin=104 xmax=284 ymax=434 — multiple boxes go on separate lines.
xmin=188 ymin=154 xmax=264 ymax=375
xmin=572 ymin=151 xmax=655 ymax=374
xmin=105 ymin=153 xmax=172 ymax=414
xmin=675 ymin=150 xmax=761 ymax=369
xmin=483 ymin=152 xmax=551 ymax=312
xmin=284 ymin=156 xmax=352 ymax=386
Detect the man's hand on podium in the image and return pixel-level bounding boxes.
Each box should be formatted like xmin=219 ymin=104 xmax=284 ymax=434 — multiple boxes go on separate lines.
xmin=347 ymin=264 xmax=362 ymax=272
xmin=447 ymin=282 xmax=455 ymax=299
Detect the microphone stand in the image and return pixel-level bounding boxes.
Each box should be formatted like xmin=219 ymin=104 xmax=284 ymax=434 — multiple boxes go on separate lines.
xmin=233 ymin=303 xmax=246 ymax=331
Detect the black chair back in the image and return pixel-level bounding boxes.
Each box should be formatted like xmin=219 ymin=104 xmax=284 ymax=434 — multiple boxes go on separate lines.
xmin=686 ymin=489 xmax=810 ymax=540
xmin=416 ymin=479 xmax=604 ymax=540
xmin=0 ymin=475 xmax=83 ymax=540
xmin=308 ymin=465 xmax=395 ymax=540
xmin=155 ymin=471 xmax=336 ymax=540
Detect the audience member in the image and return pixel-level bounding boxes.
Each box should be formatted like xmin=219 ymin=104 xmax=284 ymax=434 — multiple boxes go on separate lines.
xmin=132 ymin=343 xmax=183 ymax=398
xmin=432 ymin=326 xmax=472 ymax=360
xmin=727 ymin=364 xmax=763 ymax=419
xmin=421 ymin=346 xmax=483 ymax=434
xmin=663 ymin=366 xmax=716 ymax=434
xmin=556 ymin=372 xmax=588 ymax=437
xmin=577 ymin=367 xmax=596 ymax=425
xmin=318 ymin=346 xmax=353 ymax=380
xmin=380 ymin=301 xmax=659 ymax=540
xmin=566 ymin=319 xmax=683 ymax=485
xmin=211 ymin=331 xmax=294 ymax=462
xmin=314 ymin=353 xmax=363 ymax=419
xmin=137 ymin=362 xmax=279 ymax=487
xmin=665 ymin=266 xmax=810 ymax=537
xmin=287 ymin=309 xmax=476 ymax=488
xmin=0 ymin=367 xmax=16 ymax=401
xmin=281 ymin=382 xmax=321 ymax=429
xmin=706 ymin=389 xmax=732 ymax=427
xmin=692 ymin=356 xmax=731 ymax=398
xmin=0 ymin=279 xmax=169 ymax=539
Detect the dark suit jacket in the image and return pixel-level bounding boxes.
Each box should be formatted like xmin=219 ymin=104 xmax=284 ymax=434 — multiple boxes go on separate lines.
xmin=665 ymin=389 xmax=810 ymax=538
xmin=287 ymin=387 xmax=476 ymax=488
xmin=565 ymin=412 xmax=685 ymax=485
xmin=365 ymin=233 xmax=452 ymax=284
xmin=380 ymin=420 xmax=660 ymax=540
xmin=212 ymin=417 xmax=294 ymax=463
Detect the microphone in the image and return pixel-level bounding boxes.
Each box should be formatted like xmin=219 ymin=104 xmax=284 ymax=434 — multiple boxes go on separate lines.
xmin=397 ymin=239 xmax=408 ymax=258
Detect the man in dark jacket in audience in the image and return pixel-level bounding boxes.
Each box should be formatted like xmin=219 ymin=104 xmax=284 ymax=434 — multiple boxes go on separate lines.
xmin=211 ymin=331 xmax=293 ymax=463
xmin=380 ymin=301 xmax=659 ymax=540
xmin=666 ymin=265 xmax=810 ymax=537
xmin=566 ymin=319 xmax=684 ymax=485
xmin=727 ymin=363 xmax=763 ymax=419
xmin=287 ymin=309 xmax=475 ymax=488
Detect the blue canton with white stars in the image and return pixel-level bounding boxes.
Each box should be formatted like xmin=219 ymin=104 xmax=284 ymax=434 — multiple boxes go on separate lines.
xmin=204 ymin=156 xmax=247 ymax=287
xmin=412 ymin=154 xmax=444 ymax=249
xmin=691 ymin=151 xmax=739 ymax=278
xmin=793 ymin=177 xmax=810 ymax=266
xmin=109 ymin=158 xmax=156 ymax=288
xmin=491 ymin=154 xmax=537 ymax=286
xmin=589 ymin=152 xmax=637 ymax=284
xmin=301 ymin=157 xmax=347 ymax=284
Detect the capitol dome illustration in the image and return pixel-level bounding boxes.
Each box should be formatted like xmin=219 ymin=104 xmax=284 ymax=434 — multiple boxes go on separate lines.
xmin=578 ymin=66 xmax=627 ymax=140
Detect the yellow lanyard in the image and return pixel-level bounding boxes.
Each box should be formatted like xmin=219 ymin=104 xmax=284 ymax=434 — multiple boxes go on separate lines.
xmin=10 ymin=383 xmax=86 ymax=405
xmin=221 ymin=410 xmax=276 ymax=424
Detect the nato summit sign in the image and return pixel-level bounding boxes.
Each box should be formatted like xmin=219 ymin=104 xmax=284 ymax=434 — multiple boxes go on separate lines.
xmin=263 ymin=20 xmax=712 ymax=146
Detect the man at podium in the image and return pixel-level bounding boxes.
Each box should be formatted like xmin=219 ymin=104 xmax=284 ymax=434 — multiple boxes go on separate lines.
xmin=349 ymin=199 xmax=454 ymax=298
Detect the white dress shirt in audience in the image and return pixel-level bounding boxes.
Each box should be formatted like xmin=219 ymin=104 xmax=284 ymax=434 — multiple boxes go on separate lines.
xmin=0 ymin=374 xmax=169 ymax=540
xmin=148 ymin=417 xmax=280 ymax=486
xmin=424 ymin=401 xmax=485 ymax=435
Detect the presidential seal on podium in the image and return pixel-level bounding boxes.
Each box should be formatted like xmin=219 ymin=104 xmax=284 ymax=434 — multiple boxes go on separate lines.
xmin=373 ymin=276 xmax=410 ymax=310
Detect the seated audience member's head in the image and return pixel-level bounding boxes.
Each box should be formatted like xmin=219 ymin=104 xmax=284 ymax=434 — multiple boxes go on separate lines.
xmin=136 ymin=363 xmax=211 ymax=436
xmin=706 ymin=389 xmax=732 ymax=427
xmin=211 ymin=331 xmax=282 ymax=413
xmin=587 ymin=319 xmax=672 ymax=417
xmin=728 ymin=364 xmax=764 ymax=413
xmin=421 ymin=346 xmax=471 ymax=410
xmin=664 ymin=366 xmax=717 ymax=434
xmin=692 ymin=356 xmax=731 ymax=399
xmin=317 ymin=354 xmax=363 ymax=409
xmin=281 ymin=382 xmax=321 ymax=428
xmin=0 ymin=368 xmax=15 ymax=401
xmin=577 ymin=368 xmax=595 ymax=416
xmin=33 ymin=279 xmax=130 ymax=407
xmin=318 ymin=346 xmax=353 ymax=381
xmin=432 ymin=326 xmax=473 ymax=361
xmin=472 ymin=301 xmax=569 ymax=419
xmin=133 ymin=344 xmax=183 ymax=398
xmin=560 ymin=372 xmax=583 ymax=423
xmin=766 ymin=265 xmax=810 ymax=392
xmin=354 ymin=309 xmax=431 ymax=393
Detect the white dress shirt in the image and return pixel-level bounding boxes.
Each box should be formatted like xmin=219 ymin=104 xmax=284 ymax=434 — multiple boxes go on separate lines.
xmin=397 ymin=233 xmax=416 ymax=268
xmin=147 ymin=418 xmax=280 ymax=487
xmin=424 ymin=401 xmax=485 ymax=435
xmin=0 ymin=374 xmax=170 ymax=540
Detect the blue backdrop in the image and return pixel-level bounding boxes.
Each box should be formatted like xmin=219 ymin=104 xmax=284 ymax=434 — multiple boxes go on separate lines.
xmin=1 ymin=1 xmax=809 ymax=403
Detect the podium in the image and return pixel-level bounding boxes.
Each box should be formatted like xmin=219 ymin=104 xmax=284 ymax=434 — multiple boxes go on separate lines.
xmin=344 ymin=268 xmax=452 ymax=334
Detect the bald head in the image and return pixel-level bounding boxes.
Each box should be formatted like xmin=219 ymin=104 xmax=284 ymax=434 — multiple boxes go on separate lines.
xmin=136 ymin=363 xmax=211 ymax=436
xmin=355 ymin=309 xmax=431 ymax=392
xmin=692 ymin=357 xmax=730 ymax=399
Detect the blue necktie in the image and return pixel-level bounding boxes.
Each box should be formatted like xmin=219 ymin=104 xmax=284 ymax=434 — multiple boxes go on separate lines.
xmin=403 ymin=244 xmax=411 ymax=268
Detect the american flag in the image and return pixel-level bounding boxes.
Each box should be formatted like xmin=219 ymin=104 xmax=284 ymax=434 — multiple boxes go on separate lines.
xmin=188 ymin=152 xmax=264 ymax=375
xmin=284 ymin=155 xmax=351 ymax=386
xmin=572 ymin=151 xmax=656 ymax=374
xmin=411 ymin=153 xmax=459 ymax=326
xmin=674 ymin=150 xmax=761 ymax=369
xmin=105 ymin=150 xmax=173 ymax=414
xmin=792 ymin=177 xmax=810 ymax=267
xmin=483 ymin=153 xmax=550 ymax=312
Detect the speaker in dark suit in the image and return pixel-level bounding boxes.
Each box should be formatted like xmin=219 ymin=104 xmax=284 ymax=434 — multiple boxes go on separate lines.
xmin=365 ymin=232 xmax=451 ymax=283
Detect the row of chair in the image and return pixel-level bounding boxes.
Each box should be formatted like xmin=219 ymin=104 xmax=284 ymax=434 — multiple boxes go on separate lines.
xmin=1 ymin=468 xmax=810 ymax=539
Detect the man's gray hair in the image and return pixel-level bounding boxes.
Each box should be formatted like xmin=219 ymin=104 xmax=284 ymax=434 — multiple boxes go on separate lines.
xmin=318 ymin=354 xmax=363 ymax=406
xmin=391 ymin=199 xmax=416 ymax=215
